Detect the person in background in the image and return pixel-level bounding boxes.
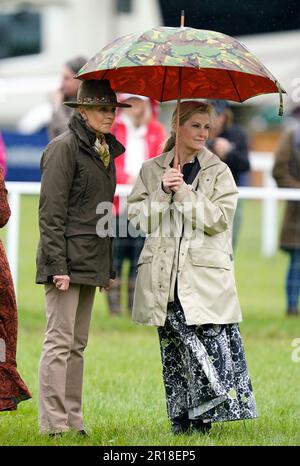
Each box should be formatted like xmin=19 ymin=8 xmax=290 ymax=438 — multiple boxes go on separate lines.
xmin=36 ymin=80 xmax=130 ymax=435
xmin=109 ymin=94 xmax=165 ymax=314
xmin=0 ymin=132 xmax=7 ymax=177
xmin=48 ymin=56 xmax=87 ymax=140
xmin=207 ymin=100 xmax=250 ymax=251
xmin=272 ymin=108 xmax=300 ymax=317
xmin=0 ymin=167 xmax=31 ymax=411
xmin=127 ymin=100 xmax=257 ymax=435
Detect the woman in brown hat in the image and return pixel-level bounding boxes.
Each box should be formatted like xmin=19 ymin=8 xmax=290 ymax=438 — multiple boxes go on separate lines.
xmin=0 ymin=168 xmax=31 ymax=411
xmin=36 ymin=79 xmax=130 ymax=435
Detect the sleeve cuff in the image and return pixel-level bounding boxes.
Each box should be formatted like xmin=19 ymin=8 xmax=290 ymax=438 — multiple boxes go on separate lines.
xmin=158 ymin=183 xmax=172 ymax=202
xmin=46 ymin=263 xmax=69 ymax=276
xmin=172 ymin=182 xmax=193 ymax=202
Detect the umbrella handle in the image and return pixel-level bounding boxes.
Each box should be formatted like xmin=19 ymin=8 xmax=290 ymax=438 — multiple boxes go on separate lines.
xmin=275 ymin=80 xmax=283 ymax=117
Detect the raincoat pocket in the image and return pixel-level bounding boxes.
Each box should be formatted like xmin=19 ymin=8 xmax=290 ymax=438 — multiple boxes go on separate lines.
xmin=133 ymin=250 xmax=155 ymax=322
xmin=137 ymin=250 xmax=154 ymax=266
xmin=189 ymin=247 xmax=231 ymax=270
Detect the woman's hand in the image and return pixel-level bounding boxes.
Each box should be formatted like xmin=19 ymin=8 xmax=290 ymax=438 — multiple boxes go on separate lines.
xmin=162 ymin=167 xmax=183 ymax=194
xmin=212 ymin=137 xmax=233 ymax=160
xmin=53 ymin=275 xmax=70 ymax=291
xmin=99 ymin=279 xmax=115 ymax=293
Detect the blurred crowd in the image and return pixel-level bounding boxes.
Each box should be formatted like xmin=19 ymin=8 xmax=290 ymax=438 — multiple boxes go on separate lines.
xmin=1 ymin=57 xmax=300 ymax=320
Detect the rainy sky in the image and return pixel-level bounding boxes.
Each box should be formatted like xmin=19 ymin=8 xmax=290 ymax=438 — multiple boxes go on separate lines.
xmin=159 ymin=0 xmax=300 ymax=36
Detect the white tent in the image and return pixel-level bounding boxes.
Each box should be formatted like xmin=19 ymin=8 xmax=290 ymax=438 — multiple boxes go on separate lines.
xmin=237 ymin=29 xmax=300 ymax=111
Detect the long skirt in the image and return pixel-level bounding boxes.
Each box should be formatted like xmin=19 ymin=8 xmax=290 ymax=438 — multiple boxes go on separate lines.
xmin=0 ymin=240 xmax=31 ymax=411
xmin=158 ymin=301 xmax=258 ymax=423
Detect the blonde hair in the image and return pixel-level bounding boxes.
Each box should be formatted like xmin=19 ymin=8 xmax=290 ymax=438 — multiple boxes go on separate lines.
xmin=162 ymin=101 xmax=215 ymax=153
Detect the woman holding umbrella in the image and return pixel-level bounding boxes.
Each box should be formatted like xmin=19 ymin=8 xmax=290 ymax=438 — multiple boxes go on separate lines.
xmin=127 ymin=100 xmax=257 ymax=434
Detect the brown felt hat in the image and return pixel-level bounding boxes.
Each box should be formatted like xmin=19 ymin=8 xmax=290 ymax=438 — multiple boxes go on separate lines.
xmin=64 ymin=79 xmax=131 ymax=108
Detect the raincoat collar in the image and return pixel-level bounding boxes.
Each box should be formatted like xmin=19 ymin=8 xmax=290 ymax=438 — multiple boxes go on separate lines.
xmin=157 ymin=145 xmax=220 ymax=171
xmin=68 ymin=112 xmax=125 ymax=158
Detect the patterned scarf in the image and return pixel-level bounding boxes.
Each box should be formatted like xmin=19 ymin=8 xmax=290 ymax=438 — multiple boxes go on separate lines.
xmin=94 ymin=133 xmax=111 ymax=168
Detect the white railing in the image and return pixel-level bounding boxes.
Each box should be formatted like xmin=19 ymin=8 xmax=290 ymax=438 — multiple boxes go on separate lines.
xmin=4 ymin=151 xmax=300 ymax=293
xmin=5 ymin=183 xmax=132 ymax=292
xmin=6 ymin=182 xmax=41 ymax=293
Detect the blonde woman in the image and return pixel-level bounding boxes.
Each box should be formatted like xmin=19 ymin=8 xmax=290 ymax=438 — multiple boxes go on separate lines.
xmin=128 ymin=101 xmax=257 ymax=434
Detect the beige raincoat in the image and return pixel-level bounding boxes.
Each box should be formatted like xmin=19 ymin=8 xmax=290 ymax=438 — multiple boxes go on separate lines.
xmin=127 ymin=146 xmax=242 ymax=327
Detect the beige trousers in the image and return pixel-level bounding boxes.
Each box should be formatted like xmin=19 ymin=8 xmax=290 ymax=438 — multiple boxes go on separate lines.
xmin=38 ymin=283 xmax=95 ymax=433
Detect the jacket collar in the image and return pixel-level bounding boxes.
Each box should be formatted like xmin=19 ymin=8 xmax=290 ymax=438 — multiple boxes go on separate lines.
xmin=68 ymin=112 xmax=125 ymax=158
xmin=156 ymin=145 xmax=221 ymax=171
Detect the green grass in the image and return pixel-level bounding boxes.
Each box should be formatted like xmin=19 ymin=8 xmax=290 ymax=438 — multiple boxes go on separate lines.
xmin=0 ymin=196 xmax=299 ymax=446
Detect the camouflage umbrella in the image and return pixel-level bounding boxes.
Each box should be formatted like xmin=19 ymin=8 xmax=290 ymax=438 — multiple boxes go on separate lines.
xmin=76 ymin=21 xmax=285 ymax=165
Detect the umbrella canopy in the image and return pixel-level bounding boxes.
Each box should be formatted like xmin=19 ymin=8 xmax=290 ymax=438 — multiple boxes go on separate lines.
xmin=76 ymin=26 xmax=285 ymax=106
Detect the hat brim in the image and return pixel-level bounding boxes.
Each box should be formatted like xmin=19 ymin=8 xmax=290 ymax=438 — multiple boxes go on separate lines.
xmin=64 ymin=101 xmax=131 ymax=108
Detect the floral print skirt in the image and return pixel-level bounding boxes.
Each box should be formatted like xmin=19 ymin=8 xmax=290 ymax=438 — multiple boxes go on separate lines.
xmin=158 ymin=301 xmax=258 ymax=423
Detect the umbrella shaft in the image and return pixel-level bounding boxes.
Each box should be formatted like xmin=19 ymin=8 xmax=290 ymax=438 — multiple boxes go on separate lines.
xmin=174 ymin=67 xmax=182 ymax=169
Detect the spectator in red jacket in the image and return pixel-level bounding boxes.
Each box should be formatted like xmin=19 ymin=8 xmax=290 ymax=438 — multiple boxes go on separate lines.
xmin=109 ymin=95 xmax=166 ymax=314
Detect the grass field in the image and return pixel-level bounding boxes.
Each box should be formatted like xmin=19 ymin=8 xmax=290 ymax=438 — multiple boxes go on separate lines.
xmin=0 ymin=196 xmax=299 ymax=446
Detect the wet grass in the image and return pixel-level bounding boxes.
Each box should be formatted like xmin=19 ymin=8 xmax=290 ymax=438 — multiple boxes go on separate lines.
xmin=0 ymin=196 xmax=299 ymax=446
